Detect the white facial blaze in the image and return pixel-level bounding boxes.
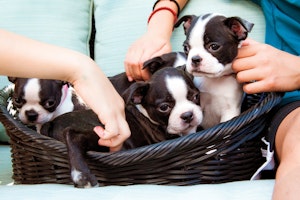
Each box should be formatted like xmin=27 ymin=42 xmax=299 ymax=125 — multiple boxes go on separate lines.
xmin=24 ymin=79 xmax=40 ymax=105
xmin=166 ymin=76 xmax=188 ymax=102
xmin=165 ymin=76 xmax=202 ymax=135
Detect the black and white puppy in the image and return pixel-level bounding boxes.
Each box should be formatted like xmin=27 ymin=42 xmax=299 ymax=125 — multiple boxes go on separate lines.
xmin=8 ymin=78 xmax=87 ymax=132
xmin=40 ymin=55 xmax=203 ymax=188
xmin=175 ymin=13 xmax=254 ymax=129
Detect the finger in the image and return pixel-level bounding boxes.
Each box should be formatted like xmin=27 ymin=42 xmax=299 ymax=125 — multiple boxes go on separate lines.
xmin=141 ymin=66 xmax=151 ymax=81
xmin=141 ymin=71 xmax=151 ymax=81
xmin=110 ymin=145 xmax=122 ymax=152
xmin=240 ymin=40 xmax=250 ymax=47
xmin=139 ymin=47 xmax=171 ymax=81
xmin=93 ymin=126 xmax=105 ymax=147
xmin=236 ymin=46 xmax=256 ymax=59
xmin=130 ymin=67 xmax=143 ymax=81
xmin=95 ymin=119 xmax=131 ymax=148
xmin=99 ymin=137 xmax=116 ymax=149
xmin=240 ymin=38 xmax=256 ymax=47
xmin=127 ymin=75 xmax=134 ymax=82
xmin=125 ymin=49 xmax=143 ymax=81
xmin=94 ymin=127 xmax=118 ymax=147
xmin=93 ymin=126 xmax=105 ymax=139
xmin=236 ymin=67 xmax=264 ymax=83
xmin=124 ymin=58 xmax=133 ymax=81
xmin=97 ymin=129 xmax=129 ymax=152
xmin=128 ymin=60 xmax=144 ymax=81
xmin=94 ymin=121 xmax=120 ymax=141
xmin=124 ymin=61 xmax=134 ymax=82
xmin=109 ymin=123 xmax=130 ymax=152
xmin=232 ymin=57 xmax=254 ymax=72
xmin=109 ymin=120 xmax=131 ymax=151
xmin=125 ymin=60 xmax=138 ymax=82
xmin=242 ymin=80 xmax=270 ymax=94
xmin=236 ymin=39 xmax=259 ymax=59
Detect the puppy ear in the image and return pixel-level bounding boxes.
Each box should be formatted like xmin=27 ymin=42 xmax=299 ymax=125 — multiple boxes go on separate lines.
xmin=180 ymin=69 xmax=195 ymax=86
xmin=174 ymin=15 xmax=197 ymax=35
xmin=176 ymin=64 xmax=187 ymax=71
xmin=143 ymin=52 xmax=184 ymax=74
xmin=224 ymin=17 xmax=254 ymax=40
xmin=143 ymin=56 xmax=165 ymax=74
xmin=62 ymin=81 xmax=71 ymax=87
xmin=8 ymin=77 xmax=17 ymax=83
xmin=54 ymin=80 xmax=71 ymax=87
xmin=122 ymin=82 xmax=149 ymax=105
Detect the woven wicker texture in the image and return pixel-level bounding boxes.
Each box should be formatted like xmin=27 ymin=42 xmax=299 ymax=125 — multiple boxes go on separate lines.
xmin=0 ymin=86 xmax=282 ymax=186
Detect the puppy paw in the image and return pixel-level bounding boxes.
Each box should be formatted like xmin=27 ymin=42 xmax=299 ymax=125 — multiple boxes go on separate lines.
xmin=71 ymin=169 xmax=98 ymax=188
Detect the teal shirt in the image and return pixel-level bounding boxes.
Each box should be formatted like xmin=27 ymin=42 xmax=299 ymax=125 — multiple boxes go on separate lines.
xmin=252 ymin=0 xmax=300 ymax=106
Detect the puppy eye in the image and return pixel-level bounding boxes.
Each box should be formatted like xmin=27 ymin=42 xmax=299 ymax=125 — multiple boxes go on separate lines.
xmin=44 ymin=99 xmax=56 ymax=109
xmin=191 ymin=92 xmax=200 ymax=105
xmin=13 ymin=97 xmax=25 ymax=108
xmin=208 ymin=42 xmax=221 ymax=52
xmin=183 ymin=44 xmax=190 ymax=55
xmin=158 ymin=103 xmax=172 ymax=113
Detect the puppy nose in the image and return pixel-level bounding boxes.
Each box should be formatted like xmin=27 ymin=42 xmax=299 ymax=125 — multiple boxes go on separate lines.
xmin=191 ymin=55 xmax=202 ymax=67
xmin=25 ymin=110 xmax=38 ymax=122
xmin=181 ymin=111 xmax=194 ymax=123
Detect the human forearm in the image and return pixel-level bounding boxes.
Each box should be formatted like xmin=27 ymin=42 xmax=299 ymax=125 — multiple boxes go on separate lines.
xmin=148 ymin=0 xmax=188 ymax=39
xmin=0 ymin=30 xmax=110 ymax=94
xmin=0 ymin=29 xmax=73 ymax=78
xmin=276 ymin=51 xmax=300 ymax=91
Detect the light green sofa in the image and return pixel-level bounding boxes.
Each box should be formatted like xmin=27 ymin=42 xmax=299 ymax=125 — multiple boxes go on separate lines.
xmin=0 ymin=0 xmax=275 ymax=199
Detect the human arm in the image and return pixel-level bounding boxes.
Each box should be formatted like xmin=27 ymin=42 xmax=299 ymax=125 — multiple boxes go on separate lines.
xmin=232 ymin=39 xmax=300 ymax=94
xmin=0 ymin=29 xmax=130 ymax=151
xmin=124 ymin=0 xmax=188 ymax=81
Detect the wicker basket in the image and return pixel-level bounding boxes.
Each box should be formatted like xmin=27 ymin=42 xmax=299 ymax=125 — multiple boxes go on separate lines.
xmin=0 ymin=86 xmax=282 ymax=186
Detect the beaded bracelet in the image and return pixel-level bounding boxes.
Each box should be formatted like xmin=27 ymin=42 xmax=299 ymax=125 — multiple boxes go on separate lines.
xmin=152 ymin=0 xmax=180 ymax=17
xmin=147 ymin=7 xmax=178 ymax=24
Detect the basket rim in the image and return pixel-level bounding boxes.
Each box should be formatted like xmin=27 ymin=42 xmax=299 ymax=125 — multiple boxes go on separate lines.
xmin=88 ymin=93 xmax=280 ymax=165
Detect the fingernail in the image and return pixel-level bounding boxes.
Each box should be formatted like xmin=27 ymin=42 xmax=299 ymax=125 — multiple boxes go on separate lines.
xmin=128 ymin=76 xmax=133 ymax=82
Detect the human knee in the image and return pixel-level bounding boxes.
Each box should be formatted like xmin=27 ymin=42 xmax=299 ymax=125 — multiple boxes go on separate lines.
xmin=275 ymin=107 xmax=300 ymax=161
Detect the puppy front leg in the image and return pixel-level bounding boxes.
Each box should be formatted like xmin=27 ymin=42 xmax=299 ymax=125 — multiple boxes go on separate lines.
xmin=64 ymin=128 xmax=99 ymax=188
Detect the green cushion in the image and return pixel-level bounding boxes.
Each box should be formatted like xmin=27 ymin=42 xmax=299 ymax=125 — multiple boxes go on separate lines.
xmin=0 ymin=0 xmax=93 ymax=142
xmin=93 ymin=0 xmax=265 ymax=76
xmin=0 ymin=125 xmax=9 ymax=143
xmin=93 ymin=0 xmax=153 ymax=76
xmin=0 ymin=0 xmax=93 ymax=55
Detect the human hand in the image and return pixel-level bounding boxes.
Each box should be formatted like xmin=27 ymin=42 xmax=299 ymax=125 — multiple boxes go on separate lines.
xmin=91 ymin=91 xmax=130 ymax=152
xmin=93 ymin=104 xmax=130 ymax=152
xmin=72 ymin=63 xmax=131 ymax=152
xmin=124 ymin=32 xmax=172 ymax=81
xmin=232 ymin=39 xmax=300 ymax=94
